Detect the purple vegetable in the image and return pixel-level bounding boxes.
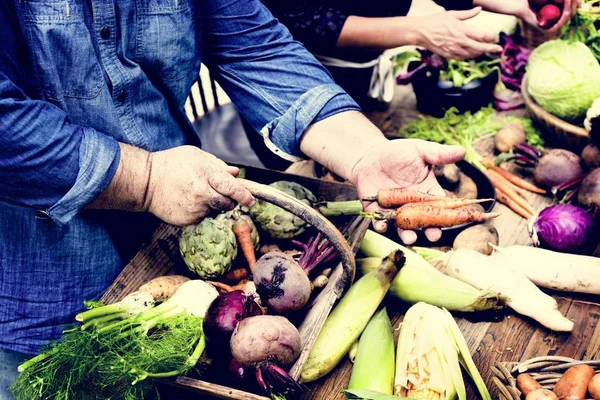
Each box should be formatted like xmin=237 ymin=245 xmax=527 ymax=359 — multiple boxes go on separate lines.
xmin=493 ymin=33 xmax=531 ymax=111
xmin=529 ymin=204 xmax=596 ymax=253
xmin=254 ymin=233 xmax=336 ymax=314
xmin=203 ymin=290 xmax=263 ymax=343
xmin=534 ymin=149 xmax=584 ymax=189
xmin=396 ymin=50 xmax=445 ymax=85
xmin=578 ymin=168 xmax=600 ymax=211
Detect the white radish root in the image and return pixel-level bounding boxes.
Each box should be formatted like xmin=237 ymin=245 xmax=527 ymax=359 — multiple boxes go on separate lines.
xmin=138 ymin=275 xmax=190 ymax=301
xmin=490 ymin=245 xmax=600 ymax=295
xmin=445 ymin=248 xmax=574 ymax=332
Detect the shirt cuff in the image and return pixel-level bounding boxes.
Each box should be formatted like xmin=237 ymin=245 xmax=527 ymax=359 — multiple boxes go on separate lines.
xmin=46 ymin=129 xmax=120 ymax=225
xmin=260 ymin=83 xmax=360 ymax=161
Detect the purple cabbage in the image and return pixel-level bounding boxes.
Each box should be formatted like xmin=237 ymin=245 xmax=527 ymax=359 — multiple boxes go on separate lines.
xmin=203 ymin=290 xmax=263 ymax=343
xmin=529 ymin=204 xmax=596 ymax=253
xmin=493 ymin=33 xmax=532 ymax=111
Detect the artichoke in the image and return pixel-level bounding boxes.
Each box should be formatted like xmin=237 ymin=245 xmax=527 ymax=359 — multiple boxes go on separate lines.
xmin=248 ymin=181 xmax=316 ymax=239
xmin=215 ymin=208 xmax=260 ymax=250
xmin=179 ymin=218 xmax=238 ymax=279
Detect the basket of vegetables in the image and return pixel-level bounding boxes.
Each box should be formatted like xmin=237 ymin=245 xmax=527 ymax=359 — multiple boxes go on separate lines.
xmin=493 ymin=356 xmax=600 ymax=399
xmin=10 ymin=166 xmax=375 ymax=400
xmin=395 ymin=50 xmax=500 ymax=117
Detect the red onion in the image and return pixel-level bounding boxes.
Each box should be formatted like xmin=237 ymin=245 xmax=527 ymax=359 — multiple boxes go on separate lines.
xmin=203 ymin=290 xmax=262 ymax=343
xmin=529 ymin=204 xmax=596 ymax=253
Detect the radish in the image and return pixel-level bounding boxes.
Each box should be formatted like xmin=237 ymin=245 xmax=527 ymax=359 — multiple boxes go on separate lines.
xmin=537 ymin=4 xmax=562 ymax=29
xmin=490 ymin=245 xmax=600 ymax=295
xmin=443 ymin=248 xmax=574 ymax=332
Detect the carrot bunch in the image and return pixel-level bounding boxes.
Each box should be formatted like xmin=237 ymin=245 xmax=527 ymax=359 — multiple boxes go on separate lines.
xmin=481 ymin=159 xmax=546 ymax=219
xmin=363 ymin=189 xmax=498 ymax=229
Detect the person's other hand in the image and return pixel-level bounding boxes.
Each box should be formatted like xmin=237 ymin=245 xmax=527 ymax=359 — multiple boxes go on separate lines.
xmin=349 ymin=139 xmax=466 ymax=245
xmin=145 ymin=146 xmax=254 ymax=226
xmin=515 ymin=0 xmax=581 ymax=33
xmin=414 ymin=7 xmax=502 ymax=60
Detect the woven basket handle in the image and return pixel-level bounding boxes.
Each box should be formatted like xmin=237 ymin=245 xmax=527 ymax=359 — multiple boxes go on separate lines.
xmin=239 ymin=179 xmax=356 ymax=292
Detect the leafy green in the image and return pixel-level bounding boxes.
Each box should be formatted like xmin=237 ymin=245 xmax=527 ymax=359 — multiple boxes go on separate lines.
xmin=393 ymin=51 xmax=421 ymax=75
xmin=399 ymin=107 xmax=544 ymax=169
xmin=439 ymin=59 xmax=501 ymax=88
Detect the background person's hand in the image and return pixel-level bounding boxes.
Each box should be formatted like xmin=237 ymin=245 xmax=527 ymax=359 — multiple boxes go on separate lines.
xmin=414 ymin=7 xmax=502 ymax=60
xmin=349 ymin=139 xmax=466 ymax=245
xmin=144 ymin=146 xmax=255 ymax=226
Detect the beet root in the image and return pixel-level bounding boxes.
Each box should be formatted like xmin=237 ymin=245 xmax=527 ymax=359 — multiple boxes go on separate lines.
xmin=231 ymin=315 xmax=301 ymax=368
xmin=578 ymin=168 xmax=600 ymax=209
xmin=254 ymin=252 xmax=312 ymax=314
xmin=534 ymin=149 xmax=584 ymax=189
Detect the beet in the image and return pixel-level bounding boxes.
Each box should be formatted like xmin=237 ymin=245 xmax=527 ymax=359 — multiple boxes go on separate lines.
xmin=534 ymin=149 xmax=584 ymax=189
xmin=578 ymin=168 xmax=600 ymax=209
xmin=254 ymin=252 xmax=312 ymax=314
xmin=582 ymin=144 xmax=600 ymax=170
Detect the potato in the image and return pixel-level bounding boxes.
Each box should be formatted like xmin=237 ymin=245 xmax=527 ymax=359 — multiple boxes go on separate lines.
xmin=435 ymin=164 xmax=461 ymax=190
xmin=453 ymin=173 xmax=478 ymax=200
xmin=444 ymin=189 xmax=457 ymax=199
xmin=138 ymin=275 xmax=190 ymax=301
xmin=588 ymin=373 xmax=600 ymax=399
xmin=495 ymin=121 xmax=526 ymax=153
xmin=518 ymin=373 xmax=542 ymax=395
xmin=526 ymin=388 xmax=558 ymax=400
xmin=554 ymin=365 xmax=595 ymax=400
xmin=453 ymin=224 xmax=499 ymax=255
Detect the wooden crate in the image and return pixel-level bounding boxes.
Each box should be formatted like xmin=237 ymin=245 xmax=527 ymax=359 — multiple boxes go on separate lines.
xmin=100 ymin=165 xmax=369 ymax=400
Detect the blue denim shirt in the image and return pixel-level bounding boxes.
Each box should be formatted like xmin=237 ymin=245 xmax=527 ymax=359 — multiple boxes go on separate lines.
xmin=0 ymin=0 xmax=359 ymax=354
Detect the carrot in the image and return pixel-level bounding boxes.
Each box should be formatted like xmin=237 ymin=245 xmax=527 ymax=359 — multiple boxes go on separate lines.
xmin=232 ymin=219 xmax=256 ymax=272
xmin=490 ymin=166 xmax=546 ymax=194
xmin=484 ymin=170 xmax=536 ymax=216
xmin=402 ymin=198 xmax=494 ymax=210
xmin=496 ymin=189 xmax=534 ymax=219
xmin=363 ymin=188 xmax=448 ymax=208
xmin=486 ymin=168 xmax=529 ymax=197
xmin=224 ymin=267 xmax=249 ymax=283
xmin=391 ymin=204 xmax=500 ymax=230
xmin=517 ymin=373 xmax=542 ymax=396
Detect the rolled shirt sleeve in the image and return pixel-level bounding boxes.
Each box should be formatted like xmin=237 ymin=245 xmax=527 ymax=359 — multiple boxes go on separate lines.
xmin=199 ymin=0 xmax=361 ymax=161
xmin=0 ymin=68 xmax=120 ymax=225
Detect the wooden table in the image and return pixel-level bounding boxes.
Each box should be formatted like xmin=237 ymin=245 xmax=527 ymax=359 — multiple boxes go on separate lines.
xmin=305 ymin=86 xmax=600 ymax=400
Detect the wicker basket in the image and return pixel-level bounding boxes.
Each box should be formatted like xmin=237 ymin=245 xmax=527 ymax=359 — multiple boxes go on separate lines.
xmin=522 ymin=75 xmax=591 ymax=152
xmin=493 ymin=356 xmax=600 ymax=399
xmin=518 ymin=19 xmax=561 ymax=49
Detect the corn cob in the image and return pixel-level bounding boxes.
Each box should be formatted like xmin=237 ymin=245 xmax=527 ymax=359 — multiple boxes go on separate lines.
xmin=347 ymin=308 xmax=395 ymax=394
xmin=300 ymin=250 xmax=404 ymax=383
xmin=394 ymin=302 xmax=491 ymax=400
xmin=357 ymin=257 xmax=505 ymax=312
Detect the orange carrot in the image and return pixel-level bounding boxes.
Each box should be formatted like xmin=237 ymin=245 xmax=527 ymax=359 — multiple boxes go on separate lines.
xmin=486 ymin=169 xmax=528 ymax=197
xmin=390 ymin=204 xmax=500 ymax=230
xmin=224 ymin=267 xmax=249 ymax=283
xmin=402 ymin=198 xmax=494 ymax=210
xmin=207 ymin=281 xmax=234 ymax=293
xmin=495 ymin=189 xmax=534 ymax=219
xmin=232 ymin=219 xmax=256 ymax=273
xmin=484 ymin=170 xmax=536 ymax=215
xmin=363 ymin=188 xmax=448 ymax=208
xmin=490 ymin=166 xmax=546 ymax=194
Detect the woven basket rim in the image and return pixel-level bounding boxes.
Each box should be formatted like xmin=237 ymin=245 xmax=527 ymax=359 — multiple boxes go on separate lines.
xmin=521 ymin=75 xmax=590 ymax=140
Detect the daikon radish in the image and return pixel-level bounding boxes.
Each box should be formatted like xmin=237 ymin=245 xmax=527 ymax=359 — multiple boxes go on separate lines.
xmin=444 ymin=248 xmax=574 ymax=332
xmin=490 ymin=245 xmax=600 ymax=295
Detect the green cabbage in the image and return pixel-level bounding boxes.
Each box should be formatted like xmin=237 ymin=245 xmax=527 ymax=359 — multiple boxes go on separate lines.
xmin=527 ymin=40 xmax=600 ymax=122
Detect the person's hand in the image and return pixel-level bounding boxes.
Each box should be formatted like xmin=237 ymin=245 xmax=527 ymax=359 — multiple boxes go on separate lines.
xmin=144 ymin=146 xmax=255 ymax=226
xmin=349 ymin=139 xmax=466 ymax=245
xmin=517 ymin=0 xmax=581 ymax=32
xmin=414 ymin=7 xmax=502 ymax=60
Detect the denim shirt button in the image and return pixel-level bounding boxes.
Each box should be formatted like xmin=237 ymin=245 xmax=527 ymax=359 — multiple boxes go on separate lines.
xmin=100 ymin=26 xmax=110 ymax=40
